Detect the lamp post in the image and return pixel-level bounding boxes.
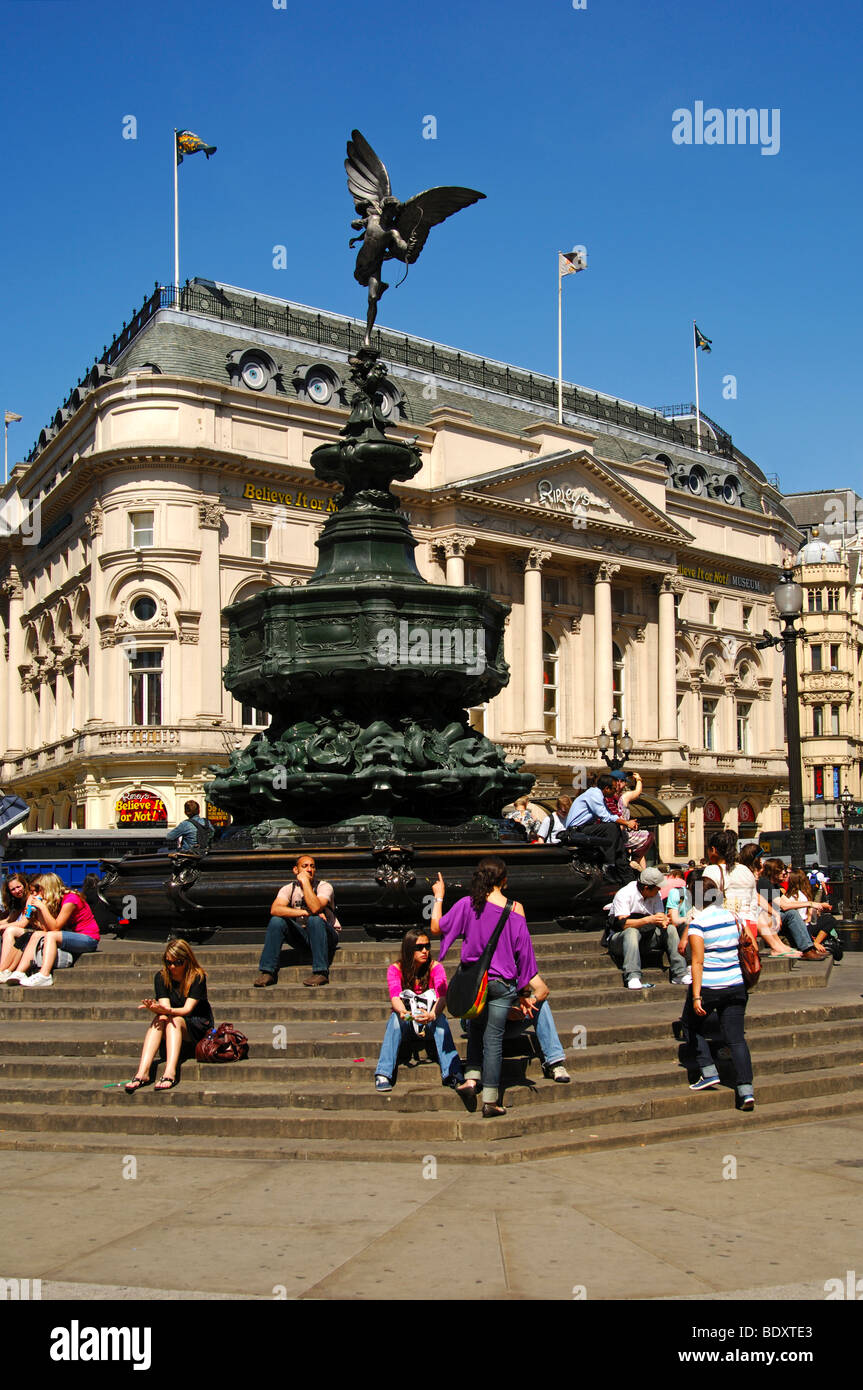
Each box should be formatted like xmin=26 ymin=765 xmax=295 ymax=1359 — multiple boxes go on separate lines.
xmin=597 ymin=715 xmax=634 ymax=770
xmin=840 ymin=786 xmax=854 ymax=922
xmin=756 ymin=565 xmax=806 ymax=871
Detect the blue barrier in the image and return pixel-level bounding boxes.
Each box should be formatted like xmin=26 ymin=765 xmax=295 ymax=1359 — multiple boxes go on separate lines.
xmin=2 ymin=860 xmax=103 ymax=888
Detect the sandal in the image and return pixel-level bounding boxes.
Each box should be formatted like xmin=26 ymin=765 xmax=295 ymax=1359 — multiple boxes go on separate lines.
xmin=482 ymin=1102 xmax=506 ymax=1118
xmin=123 ymin=1076 xmax=151 ymax=1094
xmin=155 ymin=1075 xmax=178 ymax=1091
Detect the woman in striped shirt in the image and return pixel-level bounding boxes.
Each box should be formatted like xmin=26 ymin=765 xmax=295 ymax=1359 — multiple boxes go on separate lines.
xmin=687 ymin=868 xmax=755 ymax=1111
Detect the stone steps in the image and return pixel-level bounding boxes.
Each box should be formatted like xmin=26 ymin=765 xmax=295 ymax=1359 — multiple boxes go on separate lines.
xmin=0 ymin=932 xmax=857 ymax=1163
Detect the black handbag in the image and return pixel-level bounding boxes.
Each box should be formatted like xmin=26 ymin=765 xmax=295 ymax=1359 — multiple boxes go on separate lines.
xmin=446 ymin=901 xmax=513 ymax=1019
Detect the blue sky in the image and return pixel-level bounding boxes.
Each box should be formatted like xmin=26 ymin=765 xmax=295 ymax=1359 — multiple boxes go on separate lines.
xmin=1 ymin=0 xmax=861 ymax=494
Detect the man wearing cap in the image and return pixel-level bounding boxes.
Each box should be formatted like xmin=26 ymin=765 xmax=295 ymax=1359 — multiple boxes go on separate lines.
xmin=605 ymin=866 xmax=691 ymax=991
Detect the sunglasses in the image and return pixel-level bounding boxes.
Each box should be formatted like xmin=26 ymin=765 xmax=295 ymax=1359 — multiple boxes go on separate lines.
xmin=414 ymin=943 xmax=431 ymax=951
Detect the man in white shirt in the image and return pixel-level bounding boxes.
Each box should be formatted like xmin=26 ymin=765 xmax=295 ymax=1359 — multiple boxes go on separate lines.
xmin=606 ymin=867 xmax=690 ymax=990
xmin=537 ymin=796 xmax=573 ymax=845
xmin=254 ymin=853 xmax=341 ymax=988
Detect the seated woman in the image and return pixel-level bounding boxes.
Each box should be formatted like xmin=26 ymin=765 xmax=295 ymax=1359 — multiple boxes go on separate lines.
xmin=777 ymin=869 xmax=831 ymax=959
xmin=505 ymin=796 xmax=540 ymax=842
xmin=727 ymin=842 xmax=800 ymax=958
xmin=125 ymin=939 xmax=214 ymax=1093
xmin=501 ymin=972 xmax=570 ymax=1082
xmin=374 ymin=928 xmax=471 ymax=1093
xmin=6 ymin=873 xmax=100 ymax=987
xmin=0 ymin=872 xmax=33 ymax=981
xmin=604 ymin=770 xmax=653 ymax=870
xmin=431 ymin=855 xmax=538 ymax=1118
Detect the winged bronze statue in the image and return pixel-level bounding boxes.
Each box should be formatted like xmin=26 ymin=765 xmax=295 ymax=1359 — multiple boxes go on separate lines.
xmin=345 ymin=130 xmax=485 ymax=345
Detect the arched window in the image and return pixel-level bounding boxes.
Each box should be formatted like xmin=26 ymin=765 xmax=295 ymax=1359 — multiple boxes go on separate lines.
xmin=612 ymin=642 xmax=624 ymax=723
xmin=543 ymin=631 xmax=558 ymax=739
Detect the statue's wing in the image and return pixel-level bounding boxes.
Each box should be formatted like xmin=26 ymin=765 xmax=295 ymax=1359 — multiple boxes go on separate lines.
xmin=345 ymin=130 xmax=391 ymax=212
xmin=394 ymin=186 xmax=486 ymax=261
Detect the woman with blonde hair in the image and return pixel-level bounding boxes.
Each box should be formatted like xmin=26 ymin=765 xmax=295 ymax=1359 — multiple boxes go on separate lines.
xmin=125 ymin=939 xmax=213 ymax=1093
xmin=6 ymin=873 xmax=100 ymax=987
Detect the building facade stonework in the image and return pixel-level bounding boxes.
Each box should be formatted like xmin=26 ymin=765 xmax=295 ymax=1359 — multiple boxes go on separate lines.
xmin=0 ymin=281 xmax=805 ymax=858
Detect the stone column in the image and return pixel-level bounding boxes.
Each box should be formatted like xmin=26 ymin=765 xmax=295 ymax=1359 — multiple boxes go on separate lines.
xmin=85 ymin=502 xmax=105 ymax=724
xmin=3 ymin=576 xmax=25 ymax=754
xmin=437 ymin=534 xmax=475 ymax=586
xmin=658 ymin=574 xmax=681 ymax=741
xmin=196 ymin=501 xmax=223 ymax=717
xmin=523 ymin=549 xmax=551 ymax=739
xmin=593 ymin=562 xmax=619 ymax=733
xmin=72 ymin=643 xmax=87 ymax=731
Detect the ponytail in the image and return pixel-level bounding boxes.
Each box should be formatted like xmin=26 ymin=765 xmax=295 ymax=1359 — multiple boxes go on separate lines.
xmin=470 ymin=855 xmax=507 ymax=917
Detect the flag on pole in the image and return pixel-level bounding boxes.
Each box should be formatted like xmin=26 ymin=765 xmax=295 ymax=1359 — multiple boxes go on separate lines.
xmin=176 ymin=130 xmax=217 ymax=165
xmin=4 ymin=411 xmax=22 ymax=424
xmin=694 ymin=323 xmax=712 ymax=352
xmin=559 ymin=250 xmax=587 ymax=276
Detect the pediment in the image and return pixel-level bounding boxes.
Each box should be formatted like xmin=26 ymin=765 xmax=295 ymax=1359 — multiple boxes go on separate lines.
xmin=444 ymin=450 xmax=691 ymax=543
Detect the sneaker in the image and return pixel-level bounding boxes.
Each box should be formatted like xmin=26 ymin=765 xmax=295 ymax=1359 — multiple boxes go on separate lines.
xmin=21 ymin=972 xmax=53 ymax=988
xmin=675 ymin=970 xmax=692 ymax=985
xmin=738 ymin=1094 xmax=756 ymax=1111
xmin=627 ymin=977 xmax=644 ymax=990
xmin=0 ymin=970 xmax=13 ymax=983
xmin=689 ymin=1075 xmax=720 ymax=1091
xmin=547 ymin=1064 xmax=571 ymax=1083
xmin=374 ymin=1075 xmax=392 ymax=1092
xmin=5 ymin=971 xmax=28 ymax=986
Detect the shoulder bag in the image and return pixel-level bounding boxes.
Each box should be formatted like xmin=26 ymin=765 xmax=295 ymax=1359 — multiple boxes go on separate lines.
xmin=737 ymin=917 xmax=762 ymax=989
xmin=446 ymin=900 xmax=514 ymax=1020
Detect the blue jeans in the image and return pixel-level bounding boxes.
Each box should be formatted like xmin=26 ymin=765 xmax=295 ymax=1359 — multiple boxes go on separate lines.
xmin=465 ymin=978 xmax=519 ymax=1103
xmin=694 ymin=984 xmax=753 ymax=1096
xmin=258 ymin=915 xmax=338 ymax=977
xmin=375 ymin=1012 xmax=464 ymax=1084
xmin=504 ymin=1000 xmax=565 ymax=1067
xmin=59 ymin=932 xmax=98 ymax=953
xmin=780 ymin=909 xmax=815 ymax=951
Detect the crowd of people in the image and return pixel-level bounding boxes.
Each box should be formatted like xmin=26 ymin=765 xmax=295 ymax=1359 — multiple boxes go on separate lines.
xmin=0 ymin=805 xmax=845 ymax=1115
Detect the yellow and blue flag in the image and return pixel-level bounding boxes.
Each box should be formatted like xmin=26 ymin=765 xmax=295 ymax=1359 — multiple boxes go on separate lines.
xmin=176 ymin=130 xmax=217 ymax=165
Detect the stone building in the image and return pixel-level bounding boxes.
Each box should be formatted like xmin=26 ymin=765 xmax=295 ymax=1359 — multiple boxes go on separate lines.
xmin=782 ymin=492 xmax=863 ymax=825
xmin=0 ymin=279 xmax=803 ymax=858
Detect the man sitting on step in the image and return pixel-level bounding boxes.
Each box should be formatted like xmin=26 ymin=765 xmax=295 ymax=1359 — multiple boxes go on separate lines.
xmin=605 ymin=867 xmax=690 ymax=992
xmin=253 ymin=853 xmax=341 ymax=989
xmin=563 ymin=773 xmax=633 ymax=877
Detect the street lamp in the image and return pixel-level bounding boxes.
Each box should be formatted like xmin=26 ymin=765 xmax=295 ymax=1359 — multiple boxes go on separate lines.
xmin=756 ymin=564 xmax=806 ymax=870
xmin=840 ymin=786 xmax=855 ymax=922
xmin=597 ymin=715 xmax=634 ymax=769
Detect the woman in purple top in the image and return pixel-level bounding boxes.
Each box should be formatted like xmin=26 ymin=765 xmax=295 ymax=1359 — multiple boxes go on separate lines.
xmin=431 ymin=855 xmax=537 ymax=1118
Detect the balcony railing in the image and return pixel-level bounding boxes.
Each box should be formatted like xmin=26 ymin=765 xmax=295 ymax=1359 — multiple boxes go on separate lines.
xmin=27 ymin=281 xmax=736 ymax=463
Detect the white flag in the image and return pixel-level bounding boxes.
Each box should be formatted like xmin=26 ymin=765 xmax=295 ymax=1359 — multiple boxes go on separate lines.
xmin=4 ymin=411 xmax=22 ymax=424
xmin=559 ymin=250 xmax=586 ymax=275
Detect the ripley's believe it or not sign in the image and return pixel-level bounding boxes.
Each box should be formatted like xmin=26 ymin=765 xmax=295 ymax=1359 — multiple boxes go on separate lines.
xmin=677 ymin=562 xmax=766 ymax=593
xmin=240 ymin=483 xmax=338 ymax=513
xmin=116 ymin=789 xmax=168 ymax=824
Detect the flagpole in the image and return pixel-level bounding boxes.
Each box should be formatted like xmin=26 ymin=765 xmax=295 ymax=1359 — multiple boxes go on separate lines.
xmin=557 ymin=258 xmax=564 ymax=424
xmin=693 ymin=320 xmax=702 ymax=452
xmin=173 ymin=128 xmax=180 ymax=309
xmin=3 ymin=419 xmax=8 ymax=487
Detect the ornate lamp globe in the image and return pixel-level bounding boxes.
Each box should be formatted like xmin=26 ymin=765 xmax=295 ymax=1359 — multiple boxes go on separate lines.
xmin=608 ymin=716 xmax=622 ymax=738
xmin=597 ymin=729 xmax=610 ymax=751
xmin=773 ymin=567 xmax=803 ymax=618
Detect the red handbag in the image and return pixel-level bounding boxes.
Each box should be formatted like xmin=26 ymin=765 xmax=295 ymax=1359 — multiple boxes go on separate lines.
xmin=195 ymin=1022 xmax=249 ymax=1063
xmin=737 ymin=920 xmax=762 ymax=989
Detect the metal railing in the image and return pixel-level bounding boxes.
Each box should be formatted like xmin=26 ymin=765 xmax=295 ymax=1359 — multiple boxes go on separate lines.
xmin=27 ymin=281 xmax=736 ymax=462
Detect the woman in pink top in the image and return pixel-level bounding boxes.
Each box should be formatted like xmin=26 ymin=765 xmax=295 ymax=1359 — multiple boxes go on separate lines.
xmin=374 ymin=928 xmax=470 ymax=1094
xmin=6 ymin=873 xmax=99 ymax=988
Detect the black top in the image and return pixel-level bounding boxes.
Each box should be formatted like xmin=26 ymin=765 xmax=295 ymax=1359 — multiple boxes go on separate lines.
xmin=756 ymin=876 xmax=783 ymax=908
xmin=153 ymin=970 xmax=214 ymax=1028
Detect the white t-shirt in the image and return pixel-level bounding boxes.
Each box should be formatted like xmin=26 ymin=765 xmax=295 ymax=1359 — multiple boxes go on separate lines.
xmin=724 ymin=863 xmax=759 ymax=918
xmin=275 ymin=878 xmax=341 ymax=932
xmin=610 ymin=881 xmax=664 ymax=925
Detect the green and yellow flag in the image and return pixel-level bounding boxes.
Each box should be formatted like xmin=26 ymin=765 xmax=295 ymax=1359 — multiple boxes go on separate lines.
xmin=694 ymin=323 xmax=712 ymax=352
xmin=176 ymin=129 xmax=217 ymax=165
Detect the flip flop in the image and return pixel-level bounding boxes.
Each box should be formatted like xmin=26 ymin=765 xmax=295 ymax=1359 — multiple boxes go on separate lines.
xmin=154 ymin=1075 xmax=178 ymax=1091
xmin=123 ymin=1076 xmax=152 ymax=1094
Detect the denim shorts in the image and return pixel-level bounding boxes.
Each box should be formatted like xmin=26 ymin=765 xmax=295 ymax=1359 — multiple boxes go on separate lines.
xmin=59 ymin=931 xmax=98 ymax=953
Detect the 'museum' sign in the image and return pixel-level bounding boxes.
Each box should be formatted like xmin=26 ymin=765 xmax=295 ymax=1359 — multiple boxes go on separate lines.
xmin=677 ymin=563 xmax=766 ymax=594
